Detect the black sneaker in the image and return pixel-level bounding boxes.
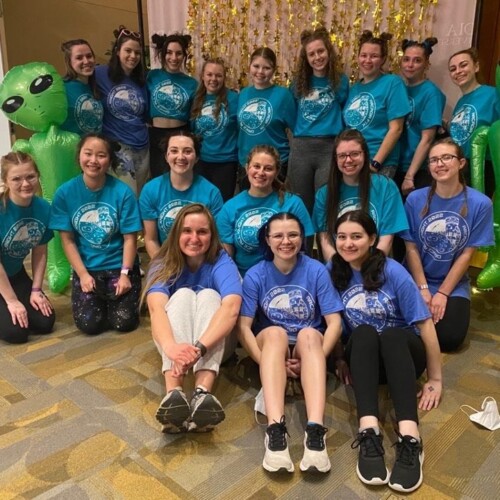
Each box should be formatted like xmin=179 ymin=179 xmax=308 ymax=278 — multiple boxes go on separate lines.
xmin=188 ymin=388 xmax=225 ymax=432
xmin=300 ymin=423 xmax=331 ymax=472
xmin=389 ymin=434 xmax=424 ymax=493
xmin=351 ymin=428 xmax=389 ymax=485
xmin=156 ymin=389 xmax=190 ymax=433
xmin=263 ymin=416 xmax=294 ymax=472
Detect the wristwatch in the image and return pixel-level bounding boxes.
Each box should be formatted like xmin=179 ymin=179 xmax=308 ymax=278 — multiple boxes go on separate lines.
xmin=371 ymin=159 xmax=382 ymax=171
xmin=194 ymin=340 xmax=207 ymax=357
xmin=120 ymin=267 xmax=131 ymax=276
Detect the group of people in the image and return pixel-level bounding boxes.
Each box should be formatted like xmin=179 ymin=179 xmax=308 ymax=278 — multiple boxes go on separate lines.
xmin=0 ymin=23 xmax=497 ymax=495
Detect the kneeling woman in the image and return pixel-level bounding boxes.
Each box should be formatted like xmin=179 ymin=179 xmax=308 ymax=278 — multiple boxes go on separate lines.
xmin=144 ymin=203 xmax=242 ymax=433
xmin=330 ymin=210 xmax=441 ymax=493
xmin=238 ymin=212 xmax=343 ymax=473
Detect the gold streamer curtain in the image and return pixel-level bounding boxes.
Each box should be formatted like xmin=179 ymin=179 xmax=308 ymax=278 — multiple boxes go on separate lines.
xmin=186 ymin=0 xmax=438 ymax=88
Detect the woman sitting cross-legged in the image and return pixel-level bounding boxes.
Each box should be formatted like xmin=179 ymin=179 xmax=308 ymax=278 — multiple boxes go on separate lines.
xmin=238 ymin=212 xmax=343 ymax=473
xmin=329 ymin=209 xmax=442 ymax=493
xmin=144 ymin=203 xmax=242 ymax=433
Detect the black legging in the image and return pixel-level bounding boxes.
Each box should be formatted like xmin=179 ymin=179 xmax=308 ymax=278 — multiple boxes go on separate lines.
xmin=195 ymin=159 xmax=238 ymax=202
xmin=345 ymin=325 xmax=426 ymax=423
xmin=435 ymin=296 xmax=470 ymax=352
xmin=0 ymin=267 xmax=55 ymax=344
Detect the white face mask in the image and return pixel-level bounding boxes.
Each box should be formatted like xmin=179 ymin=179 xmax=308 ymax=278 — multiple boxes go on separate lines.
xmin=461 ymin=397 xmax=500 ymax=431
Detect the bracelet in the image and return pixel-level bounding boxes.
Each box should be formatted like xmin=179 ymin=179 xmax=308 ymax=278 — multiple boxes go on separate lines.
xmin=31 ymin=287 xmax=42 ymax=292
xmin=194 ymin=340 xmax=207 ymax=357
xmin=418 ymin=284 xmax=429 ymax=290
xmin=437 ymin=290 xmax=449 ymax=298
xmin=404 ymin=177 xmax=414 ymax=181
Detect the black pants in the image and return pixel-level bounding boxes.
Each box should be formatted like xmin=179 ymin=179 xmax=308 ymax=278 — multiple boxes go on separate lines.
xmin=71 ymin=267 xmax=141 ymax=335
xmin=345 ymin=325 xmax=426 ymax=423
xmin=435 ymin=296 xmax=470 ymax=352
xmin=149 ymin=125 xmax=189 ymax=178
xmin=0 ymin=267 xmax=55 ymax=344
xmin=195 ymin=159 xmax=238 ymax=202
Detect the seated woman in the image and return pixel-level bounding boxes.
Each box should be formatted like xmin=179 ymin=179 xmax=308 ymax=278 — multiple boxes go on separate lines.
xmin=50 ymin=133 xmax=142 ymax=335
xmin=144 ymin=203 xmax=242 ymax=433
xmin=313 ymin=129 xmax=408 ymax=260
xmin=0 ymin=151 xmax=55 ymax=344
xmin=238 ymin=212 xmax=343 ymax=473
xmin=402 ymin=138 xmax=494 ymax=351
xmin=139 ymin=131 xmax=223 ymax=259
xmin=217 ymin=145 xmax=313 ymax=276
xmin=329 ymin=210 xmax=442 ymax=493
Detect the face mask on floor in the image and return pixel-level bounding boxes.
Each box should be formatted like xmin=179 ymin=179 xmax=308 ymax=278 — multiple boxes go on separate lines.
xmin=461 ymin=397 xmax=500 ymax=431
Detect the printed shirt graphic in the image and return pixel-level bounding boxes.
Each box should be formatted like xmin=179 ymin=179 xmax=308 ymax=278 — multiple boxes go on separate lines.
xmin=0 ymin=197 xmax=53 ymax=276
xmin=238 ymin=97 xmax=273 ymax=135
xmin=62 ymin=80 xmax=103 ymax=135
xmin=72 ymin=202 xmax=118 ymax=247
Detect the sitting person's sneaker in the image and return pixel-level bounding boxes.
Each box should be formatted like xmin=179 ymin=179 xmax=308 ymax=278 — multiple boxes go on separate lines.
xmin=188 ymin=387 xmax=225 ymax=431
xmin=263 ymin=416 xmax=294 ymax=472
xmin=351 ymin=428 xmax=389 ymax=485
xmin=299 ymin=423 xmax=331 ymax=473
xmin=388 ymin=434 xmax=424 ymax=493
xmin=156 ymin=389 xmax=190 ymax=433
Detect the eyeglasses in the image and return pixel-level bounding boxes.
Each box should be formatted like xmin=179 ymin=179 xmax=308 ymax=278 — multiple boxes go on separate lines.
xmin=428 ymin=154 xmax=460 ymax=166
xmin=268 ymin=232 xmax=302 ymax=242
xmin=7 ymin=174 xmax=39 ymax=185
xmin=118 ymin=28 xmax=141 ymax=41
xmin=336 ymin=151 xmax=363 ymax=162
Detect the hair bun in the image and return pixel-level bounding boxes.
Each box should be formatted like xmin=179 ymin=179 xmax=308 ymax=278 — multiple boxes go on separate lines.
xmin=380 ymin=32 xmax=393 ymax=42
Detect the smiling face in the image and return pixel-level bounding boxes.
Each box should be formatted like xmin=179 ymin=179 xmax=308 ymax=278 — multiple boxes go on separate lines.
xmin=166 ymin=135 xmax=198 ymax=175
xmin=306 ymin=39 xmax=329 ymax=77
xmin=448 ymin=52 xmax=479 ymax=92
xmin=335 ymin=139 xmax=365 ymax=185
xmin=335 ymin=220 xmax=376 ymax=270
xmin=165 ymin=41 xmax=185 ymax=73
xmin=69 ymin=44 xmax=95 ymax=81
xmin=428 ymin=142 xmax=465 ymax=184
xmin=118 ymin=39 xmax=142 ymax=75
xmin=179 ymin=213 xmax=212 ymax=265
xmin=401 ymin=46 xmax=428 ymax=85
xmin=246 ymin=152 xmax=278 ymax=193
xmin=266 ymin=218 xmax=303 ymax=262
xmin=250 ymin=56 xmax=275 ymax=88
xmin=202 ymin=62 xmax=225 ymax=94
xmin=5 ymin=162 xmax=39 ymax=206
xmin=79 ymin=137 xmax=111 ymax=183
xmin=358 ymin=42 xmax=384 ymax=81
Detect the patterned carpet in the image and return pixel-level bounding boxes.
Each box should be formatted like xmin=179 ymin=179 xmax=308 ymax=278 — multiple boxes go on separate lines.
xmin=0 ymin=279 xmax=499 ymax=499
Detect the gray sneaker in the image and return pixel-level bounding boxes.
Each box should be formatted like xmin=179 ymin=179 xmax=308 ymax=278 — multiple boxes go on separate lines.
xmin=300 ymin=423 xmax=331 ymax=473
xmin=263 ymin=416 xmax=294 ymax=472
xmin=156 ymin=389 xmax=190 ymax=433
xmin=188 ymin=388 xmax=225 ymax=431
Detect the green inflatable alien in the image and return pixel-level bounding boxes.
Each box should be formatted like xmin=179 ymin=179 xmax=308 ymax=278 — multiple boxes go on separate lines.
xmin=470 ymin=63 xmax=500 ymax=289
xmin=0 ymin=62 xmax=80 ymax=292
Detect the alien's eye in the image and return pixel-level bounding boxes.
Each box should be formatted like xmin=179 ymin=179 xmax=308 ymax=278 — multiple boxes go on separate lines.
xmin=2 ymin=96 xmax=24 ymax=114
xmin=30 ymin=74 xmax=53 ymax=94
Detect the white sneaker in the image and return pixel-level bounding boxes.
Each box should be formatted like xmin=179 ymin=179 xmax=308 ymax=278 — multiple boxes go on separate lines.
xmin=300 ymin=423 xmax=331 ymax=472
xmin=262 ymin=416 xmax=294 ymax=472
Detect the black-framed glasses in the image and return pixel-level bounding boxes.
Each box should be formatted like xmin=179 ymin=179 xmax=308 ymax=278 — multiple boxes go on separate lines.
xmin=428 ymin=154 xmax=459 ymax=166
xmin=336 ymin=151 xmax=363 ymax=162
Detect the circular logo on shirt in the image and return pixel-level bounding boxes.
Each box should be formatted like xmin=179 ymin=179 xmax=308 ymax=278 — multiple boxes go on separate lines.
xmin=3 ymin=219 xmax=45 ymax=259
xmin=343 ymin=93 xmax=376 ymax=130
xmin=338 ymin=198 xmax=379 ymax=227
xmin=75 ymin=94 xmax=103 ymax=133
xmin=72 ymin=203 xmax=117 ymax=247
xmin=262 ymin=285 xmax=315 ymax=335
xmin=406 ymin=96 xmax=415 ymax=127
xmin=343 ymin=285 xmax=396 ymax=332
xmin=419 ymin=211 xmax=469 ymax=261
xmin=152 ymin=81 xmax=189 ymax=116
xmin=158 ymin=200 xmax=190 ymax=240
xmin=238 ymin=98 xmax=273 ymax=136
xmin=108 ymin=84 xmax=144 ymax=121
xmin=300 ymin=87 xmax=335 ymax=122
xmin=450 ymin=104 xmax=477 ymax=146
xmin=196 ymin=101 xmax=228 ymax=137
xmin=235 ymin=208 xmax=275 ymax=252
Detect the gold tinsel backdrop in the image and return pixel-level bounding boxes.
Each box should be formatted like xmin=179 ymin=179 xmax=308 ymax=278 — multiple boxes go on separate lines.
xmin=186 ymin=0 xmax=439 ymax=88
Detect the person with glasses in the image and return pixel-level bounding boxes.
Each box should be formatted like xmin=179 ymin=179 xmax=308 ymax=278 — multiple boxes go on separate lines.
xmin=147 ymin=33 xmax=197 ymax=178
xmin=313 ymin=129 xmax=408 ymax=260
xmin=238 ymin=212 xmax=343 ymax=473
xmin=0 ymin=151 xmax=55 ymax=344
xmin=95 ymin=25 xmax=149 ymax=195
xmin=343 ymin=31 xmax=410 ymax=178
xmin=402 ymin=138 xmax=494 ymax=351
xmin=60 ymin=38 xmax=103 ymax=135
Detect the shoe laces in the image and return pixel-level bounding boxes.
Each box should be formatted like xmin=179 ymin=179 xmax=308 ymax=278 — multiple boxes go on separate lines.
xmin=393 ymin=434 xmax=420 ymax=467
xmin=351 ymin=430 xmax=385 ymax=457
xmin=306 ymin=424 xmax=327 ymax=451
xmin=267 ymin=416 xmax=290 ymax=451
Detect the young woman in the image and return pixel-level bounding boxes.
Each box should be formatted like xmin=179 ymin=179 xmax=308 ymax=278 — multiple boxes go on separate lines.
xmin=313 ymin=129 xmax=408 ymax=260
xmin=50 ymin=133 xmax=142 ymax=335
xmin=147 ymin=33 xmax=197 ymax=178
xmin=238 ymin=212 xmax=343 ymax=473
xmin=191 ymin=57 xmax=238 ymax=201
xmin=288 ymin=27 xmax=349 ymax=214
xmin=217 ymin=145 xmax=313 ymax=276
xmin=343 ymin=31 xmax=410 ymax=178
xmin=139 ymin=131 xmax=223 ymax=259
xmin=60 ymin=39 xmax=103 ymax=135
xmin=402 ymin=138 xmax=494 ymax=352
xmin=330 ymin=210 xmax=442 ymax=493
xmin=144 ymin=203 xmax=242 ymax=433
xmin=448 ymin=48 xmax=500 ymax=196
xmin=398 ymin=38 xmax=445 ymax=195
xmin=95 ymin=25 xmax=149 ymax=195
xmin=237 ymin=47 xmax=296 ymax=180
xmin=0 ymin=152 xmax=55 ymax=344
